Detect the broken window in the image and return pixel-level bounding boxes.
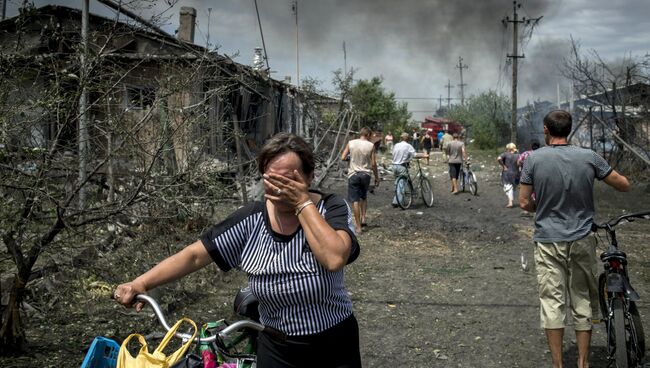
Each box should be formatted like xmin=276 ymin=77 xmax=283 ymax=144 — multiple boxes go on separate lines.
xmin=125 ymin=86 xmax=156 ymax=109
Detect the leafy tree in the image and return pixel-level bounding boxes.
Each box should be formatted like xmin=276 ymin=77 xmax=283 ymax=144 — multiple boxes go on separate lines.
xmin=348 ymin=76 xmax=411 ymax=133
xmin=445 ymin=91 xmax=511 ymax=149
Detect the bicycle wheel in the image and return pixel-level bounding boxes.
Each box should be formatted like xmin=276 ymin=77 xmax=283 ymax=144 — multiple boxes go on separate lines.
xmin=598 ymin=273 xmax=610 ymax=322
xmin=612 ymin=297 xmax=629 ymax=368
xmin=467 ymin=171 xmax=478 ymax=196
xmin=420 ymin=177 xmax=434 ymax=207
xmin=629 ymin=301 xmax=646 ymax=366
xmin=458 ymin=171 xmax=465 ymax=192
xmin=395 ymin=176 xmax=413 ymax=209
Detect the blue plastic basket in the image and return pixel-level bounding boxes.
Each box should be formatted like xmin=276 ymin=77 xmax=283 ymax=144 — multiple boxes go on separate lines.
xmin=80 ymin=336 xmax=120 ymax=368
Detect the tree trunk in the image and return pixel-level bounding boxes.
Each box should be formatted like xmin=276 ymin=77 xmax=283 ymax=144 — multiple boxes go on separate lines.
xmin=0 ymin=275 xmax=27 ymax=355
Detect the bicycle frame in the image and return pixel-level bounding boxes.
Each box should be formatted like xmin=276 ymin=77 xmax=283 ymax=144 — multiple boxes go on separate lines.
xmin=394 ymin=159 xmax=433 ymax=209
xmin=593 ymin=211 xmax=650 ymax=367
xmin=133 ymin=294 xmax=285 ymax=367
xmin=458 ymin=161 xmax=477 ymax=195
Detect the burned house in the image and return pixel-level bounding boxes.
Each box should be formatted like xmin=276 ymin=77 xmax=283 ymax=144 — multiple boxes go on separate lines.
xmin=0 ymin=4 xmax=327 ymax=175
xmin=517 ymin=83 xmax=650 ymax=162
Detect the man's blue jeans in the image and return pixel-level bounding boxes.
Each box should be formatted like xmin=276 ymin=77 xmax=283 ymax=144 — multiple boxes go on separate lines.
xmin=392 ymin=164 xmax=408 ymax=205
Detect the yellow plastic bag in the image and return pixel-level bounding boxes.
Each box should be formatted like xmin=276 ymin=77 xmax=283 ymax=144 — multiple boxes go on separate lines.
xmin=117 ymin=317 xmax=197 ymax=368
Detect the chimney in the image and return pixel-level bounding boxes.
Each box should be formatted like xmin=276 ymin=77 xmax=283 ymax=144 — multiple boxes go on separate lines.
xmin=178 ymin=7 xmax=196 ymax=43
xmin=284 ymin=76 xmax=292 ymax=84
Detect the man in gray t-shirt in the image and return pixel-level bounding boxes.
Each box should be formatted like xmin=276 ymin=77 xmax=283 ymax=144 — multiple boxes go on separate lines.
xmin=519 ymin=110 xmax=630 ymax=368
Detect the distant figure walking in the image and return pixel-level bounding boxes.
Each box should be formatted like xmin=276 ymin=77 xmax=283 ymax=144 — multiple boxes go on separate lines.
xmin=440 ymin=130 xmax=453 ymax=162
xmin=421 ymin=130 xmax=434 ymax=165
xmin=341 ymin=127 xmax=380 ymax=233
xmin=517 ymin=141 xmax=540 ymax=170
xmin=385 ymin=131 xmax=394 ymax=152
xmin=497 ymin=143 xmax=519 ymax=208
xmin=412 ymin=128 xmax=420 ymax=151
xmin=445 ymin=133 xmax=467 ymax=194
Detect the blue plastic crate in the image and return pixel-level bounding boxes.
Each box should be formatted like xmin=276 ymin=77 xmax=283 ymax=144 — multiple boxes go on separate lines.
xmin=80 ymin=336 xmax=120 ymax=368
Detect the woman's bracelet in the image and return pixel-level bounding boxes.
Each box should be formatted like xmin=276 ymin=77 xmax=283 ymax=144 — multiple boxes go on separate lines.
xmin=295 ymin=199 xmax=314 ymax=216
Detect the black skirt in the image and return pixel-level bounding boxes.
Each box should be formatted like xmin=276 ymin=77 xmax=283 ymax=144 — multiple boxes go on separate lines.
xmin=256 ymin=314 xmax=362 ymax=368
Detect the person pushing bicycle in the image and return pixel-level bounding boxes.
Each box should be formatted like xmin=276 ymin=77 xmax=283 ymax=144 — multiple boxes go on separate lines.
xmin=113 ymin=133 xmax=362 ymax=368
xmin=519 ymin=110 xmax=630 ymax=368
xmin=390 ymin=132 xmax=428 ymax=207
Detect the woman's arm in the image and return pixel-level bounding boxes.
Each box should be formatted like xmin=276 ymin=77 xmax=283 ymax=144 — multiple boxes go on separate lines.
xmin=114 ymin=240 xmax=213 ymax=310
xmin=299 ymin=204 xmax=352 ymax=272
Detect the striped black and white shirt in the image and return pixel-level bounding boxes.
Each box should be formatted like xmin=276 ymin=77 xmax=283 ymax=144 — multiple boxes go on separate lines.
xmin=200 ymin=191 xmax=359 ymax=336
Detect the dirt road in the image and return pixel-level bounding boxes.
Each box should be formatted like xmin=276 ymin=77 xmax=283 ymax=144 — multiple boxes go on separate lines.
xmin=2 ymin=149 xmax=649 ymax=368
xmin=349 ymin=150 xmax=650 ymax=367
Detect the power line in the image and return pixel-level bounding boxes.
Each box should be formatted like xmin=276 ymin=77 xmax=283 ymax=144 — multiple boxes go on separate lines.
xmin=395 ymin=97 xmax=439 ymax=100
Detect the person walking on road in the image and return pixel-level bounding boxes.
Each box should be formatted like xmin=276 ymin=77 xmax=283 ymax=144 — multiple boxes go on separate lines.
xmin=391 ymin=132 xmax=427 ymax=207
xmin=436 ymin=130 xmax=444 ymax=151
xmin=445 ymin=133 xmax=467 ymax=194
xmin=519 ymin=110 xmax=631 ymax=368
xmin=412 ymin=128 xmax=420 ymax=151
xmin=341 ymin=127 xmax=380 ymax=233
xmin=440 ymin=130 xmax=453 ymax=162
xmin=384 ymin=131 xmax=394 ymax=152
xmin=517 ymin=140 xmax=540 ymax=216
xmin=421 ymin=130 xmax=434 ymax=165
xmin=497 ymin=143 xmax=520 ymax=208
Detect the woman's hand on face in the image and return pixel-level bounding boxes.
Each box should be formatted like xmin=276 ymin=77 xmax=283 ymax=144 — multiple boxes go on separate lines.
xmin=263 ymin=169 xmax=310 ymax=207
xmin=113 ymin=280 xmax=147 ymax=311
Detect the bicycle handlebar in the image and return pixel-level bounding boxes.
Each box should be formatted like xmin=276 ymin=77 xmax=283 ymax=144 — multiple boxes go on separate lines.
xmin=135 ymin=294 xmax=271 ymax=343
xmin=592 ymin=210 xmax=650 ymax=231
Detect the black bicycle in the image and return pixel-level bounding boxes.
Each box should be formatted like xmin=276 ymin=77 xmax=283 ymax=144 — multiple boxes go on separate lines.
xmin=592 ymin=210 xmax=650 ymax=368
xmin=395 ymin=158 xmax=434 ymax=209
xmin=457 ymin=160 xmax=478 ymax=196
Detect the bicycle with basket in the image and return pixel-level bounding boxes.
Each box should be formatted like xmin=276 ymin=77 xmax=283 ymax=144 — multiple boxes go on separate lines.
xmin=81 ymin=287 xmax=280 ymax=368
xmin=592 ymin=210 xmax=650 ymax=368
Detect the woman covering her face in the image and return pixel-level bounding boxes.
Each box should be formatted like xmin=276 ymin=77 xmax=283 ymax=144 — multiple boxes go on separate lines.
xmin=113 ymin=133 xmax=362 ymax=368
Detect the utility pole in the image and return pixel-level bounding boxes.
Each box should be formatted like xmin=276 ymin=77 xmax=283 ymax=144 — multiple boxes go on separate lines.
xmin=445 ymin=79 xmax=454 ymax=109
xmin=206 ymin=7 xmax=212 ymax=49
xmin=78 ymin=0 xmax=89 ymax=209
xmin=503 ymin=0 xmax=541 ymax=144
xmin=343 ymin=41 xmax=347 ymax=76
xmin=2 ymin=0 xmax=6 ymax=20
xmin=292 ymin=1 xmax=300 ymax=88
xmin=456 ymin=56 xmax=468 ymax=106
xmin=439 ymin=95 xmax=443 ymax=111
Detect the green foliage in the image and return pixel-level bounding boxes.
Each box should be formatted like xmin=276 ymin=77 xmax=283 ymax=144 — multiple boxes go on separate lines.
xmin=445 ymin=90 xmax=510 ymax=149
xmin=349 ymin=76 xmax=411 ymax=133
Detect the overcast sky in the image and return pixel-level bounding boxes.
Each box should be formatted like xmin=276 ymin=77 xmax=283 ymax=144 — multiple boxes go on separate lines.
xmin=6 ymin=0 xmax=650 ymax=120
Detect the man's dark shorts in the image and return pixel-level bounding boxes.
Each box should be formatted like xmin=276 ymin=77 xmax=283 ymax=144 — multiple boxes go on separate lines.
xmin=348 ymin=172 xmax=371 ymax=202
xmin=449 ymin=163 xmax=462 ymax=179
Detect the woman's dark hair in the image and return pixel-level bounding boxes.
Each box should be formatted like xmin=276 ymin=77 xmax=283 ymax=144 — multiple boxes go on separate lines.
xmin=257 ymin=132 xmax=315 ymax=175
xmin=543 ymin=110 xmax=572 ymax=137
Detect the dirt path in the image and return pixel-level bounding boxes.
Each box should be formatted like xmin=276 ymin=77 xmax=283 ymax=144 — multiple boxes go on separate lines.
xmin=347 ymin=150 xmax=650 ymax=367
xmin=2 ymin=149 xmax=650 ymax=368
